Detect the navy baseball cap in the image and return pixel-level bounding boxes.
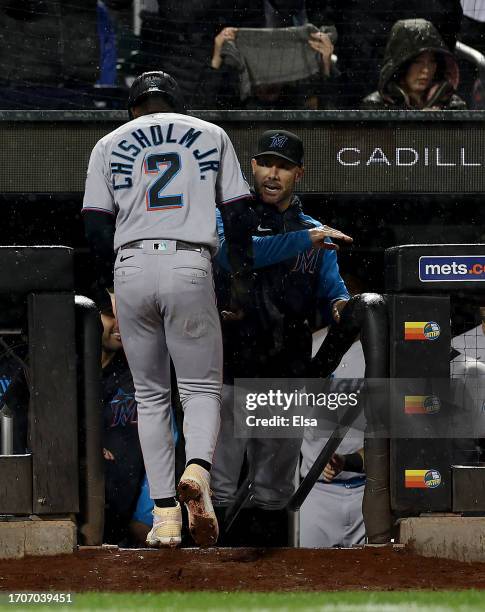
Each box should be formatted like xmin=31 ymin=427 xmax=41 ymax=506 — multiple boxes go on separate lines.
xmin=253 ymin=130 xmax=304 ymax=167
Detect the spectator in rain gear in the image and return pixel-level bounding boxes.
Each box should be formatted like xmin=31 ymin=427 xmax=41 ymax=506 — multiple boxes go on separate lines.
xmin=361 ymin=18 xmax=466 ymax=109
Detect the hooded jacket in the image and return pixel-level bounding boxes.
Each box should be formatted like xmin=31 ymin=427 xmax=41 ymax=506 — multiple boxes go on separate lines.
xmin=361 ymin=18 xmax=466 ymax=110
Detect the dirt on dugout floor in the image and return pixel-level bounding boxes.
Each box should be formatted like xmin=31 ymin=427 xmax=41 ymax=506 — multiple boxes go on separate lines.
xmin=0 ymin=546 xmax=485 ymax=592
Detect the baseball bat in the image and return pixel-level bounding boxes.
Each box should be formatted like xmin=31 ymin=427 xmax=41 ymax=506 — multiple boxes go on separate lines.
xmin=224 ymin=475 xmax=254 ymax=533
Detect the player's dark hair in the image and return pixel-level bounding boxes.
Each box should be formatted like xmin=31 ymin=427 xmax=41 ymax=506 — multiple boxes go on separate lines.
xmin=133 ymin=93 xmax=174 ymax=116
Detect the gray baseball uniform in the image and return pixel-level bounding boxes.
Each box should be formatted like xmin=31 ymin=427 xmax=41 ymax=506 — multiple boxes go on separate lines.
xmin=83 ymin=113 xmax=250 ymax=499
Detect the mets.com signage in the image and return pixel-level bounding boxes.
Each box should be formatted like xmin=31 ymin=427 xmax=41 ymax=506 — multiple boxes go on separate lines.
xmin=419 ymin=256 xmax=485 ymax=282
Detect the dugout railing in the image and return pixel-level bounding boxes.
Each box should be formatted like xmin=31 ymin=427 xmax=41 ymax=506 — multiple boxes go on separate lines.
xmin=382 ymin=244 xmax=485 ymax=540
xmin=296 ymin=243 xmax=485 ymax=545
xmin=0 ymin=247 xmax=104 ymax=546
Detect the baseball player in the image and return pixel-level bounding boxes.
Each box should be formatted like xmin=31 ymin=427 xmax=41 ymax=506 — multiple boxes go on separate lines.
xmin=82 ymin=71 xmax=255 ymax=548
xmin=211 ymin=130 xmax=352 ymax=545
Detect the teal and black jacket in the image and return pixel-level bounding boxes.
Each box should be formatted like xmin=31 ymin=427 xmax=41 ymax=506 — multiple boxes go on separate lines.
xmin=215 ymin=194 xmax=349 ymax=381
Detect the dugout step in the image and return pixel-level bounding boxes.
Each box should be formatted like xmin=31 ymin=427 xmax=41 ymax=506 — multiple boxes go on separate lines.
xmin=399 ymin=516 xmax=485 ymax=562
xmin=0 ymin=516 xmax=76 ymax=559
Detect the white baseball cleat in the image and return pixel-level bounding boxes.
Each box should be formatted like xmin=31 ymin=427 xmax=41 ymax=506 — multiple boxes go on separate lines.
xmin=146 ymin=501 xmax=182 ymax=548
xmin=177 ymin=464 xmax=219 ymax=547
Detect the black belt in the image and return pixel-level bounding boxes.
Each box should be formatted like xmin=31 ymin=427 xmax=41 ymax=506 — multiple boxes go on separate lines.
xmin=120 ymin=240 xmax=204 ymax=252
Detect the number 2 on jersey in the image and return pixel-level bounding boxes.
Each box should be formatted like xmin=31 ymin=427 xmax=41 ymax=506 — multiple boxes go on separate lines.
xmin=144 ymin=152 xmax=183 ymax=210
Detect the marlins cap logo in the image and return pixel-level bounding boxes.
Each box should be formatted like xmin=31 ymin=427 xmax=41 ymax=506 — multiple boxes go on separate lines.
xmin=270 ymin=133 xmax=288 ymax=149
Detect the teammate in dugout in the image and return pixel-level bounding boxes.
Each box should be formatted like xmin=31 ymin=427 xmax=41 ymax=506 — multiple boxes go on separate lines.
xmin=300 ymin=329 xmax=366 ymax=548
xmin=82 ymin=71 xmax=255 ymax=548
xmin=211 ymin=130 xmax=354 ymax=544
xmin=97 ymin=292 xmax=145 ymax=546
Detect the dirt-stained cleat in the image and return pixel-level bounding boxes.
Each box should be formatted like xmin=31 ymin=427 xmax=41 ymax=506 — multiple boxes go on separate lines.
xmin=177 ymin=464 xmax=219 ymax=547
xmin=146 ymin=501 xmax=182 ymax=548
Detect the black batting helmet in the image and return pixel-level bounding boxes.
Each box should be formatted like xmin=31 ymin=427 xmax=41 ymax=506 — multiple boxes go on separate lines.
xmin=127 ymin=71 xmax=186 ymax=117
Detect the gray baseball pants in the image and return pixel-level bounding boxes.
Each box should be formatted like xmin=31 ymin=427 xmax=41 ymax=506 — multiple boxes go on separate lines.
xmin=114 ymin=239 xmax=222 ymax=499
xmin=211 ymin=383 xmax=303 ymax=510
xmin=299 ymin=480 xmax=365 ymax=548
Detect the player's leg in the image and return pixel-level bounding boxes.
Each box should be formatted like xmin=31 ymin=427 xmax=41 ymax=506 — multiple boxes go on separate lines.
xmin=114 ymin=254 xmax=175 ymax=498
xmin=300 ymin=482 xmax=365 ymax=548
xmin=163 ymin=248 xmax=222 ymax=546
xmin=129 ymin=474 xmax=153 ymax=546
xmin=114 ymin=251 xmax=181 ymax=546
xmin=102 ymin=428 xmax=145 ymax=545
xmin=341 ymin=485 xmax=366 ymax=547
xmin=299 ymin=482 xmax=344 ymax=548
xmin=164 ymin=249 xmax=222 ymax=464
xmin=251 ymin=437 xmax=303 ymax=510
xmin=210 ymin=382 xmax=250 ymax=543
xmin=235 ymin=437 xmax=301 ymax=546
xmin=211 ymin=383 xmax=248 ymax=507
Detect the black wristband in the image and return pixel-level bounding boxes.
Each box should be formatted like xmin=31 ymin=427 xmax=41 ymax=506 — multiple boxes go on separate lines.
xmin=343 ymin=452 xmax=364 ymax=473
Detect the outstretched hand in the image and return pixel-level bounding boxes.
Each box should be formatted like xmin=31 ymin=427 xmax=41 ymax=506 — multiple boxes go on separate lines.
xmin=308 ymin=225 xmax=353 ymax=251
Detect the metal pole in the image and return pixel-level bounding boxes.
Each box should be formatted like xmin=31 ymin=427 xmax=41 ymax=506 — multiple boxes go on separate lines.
xmin=133 ymin=0 xmax=142 ymax=36
xmin=0 ymin=404 xmax=14 ymax=455
xmin=455 ymin=41 xmax=485 ymax=85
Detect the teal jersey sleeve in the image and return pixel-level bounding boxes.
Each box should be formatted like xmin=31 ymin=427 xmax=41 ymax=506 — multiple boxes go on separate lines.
xmin=215 ymin=208 xmax=312 ymax=269
xmin=298 ymin=212 xmax=350 ymax=321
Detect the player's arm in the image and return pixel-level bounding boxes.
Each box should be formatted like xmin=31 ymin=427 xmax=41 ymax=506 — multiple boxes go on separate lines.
xmin=216 ymin=130 xmax=256 ymax=311
xmin=216 ymin=210 xmax=351 ymax=269
xmin=83 ymin=210 xmax=116 ymax=291
xmin=217 ymin=196 xmax=255 ymax=275
xmin=316 ymin=240 xmax=350 ymax=324
xmin=81 ymin=140 xmax=117 ymax=293
xmin=215 ymin=208 xmax=311 ymax=269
